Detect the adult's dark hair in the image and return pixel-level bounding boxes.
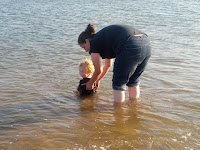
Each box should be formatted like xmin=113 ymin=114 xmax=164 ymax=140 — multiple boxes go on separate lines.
xmin=78 ymin=24 xmax=96 ymax=44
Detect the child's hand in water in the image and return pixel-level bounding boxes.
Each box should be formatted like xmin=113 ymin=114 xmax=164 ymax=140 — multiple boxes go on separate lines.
xmin=73 ymin=90 xmax=80 ymax=96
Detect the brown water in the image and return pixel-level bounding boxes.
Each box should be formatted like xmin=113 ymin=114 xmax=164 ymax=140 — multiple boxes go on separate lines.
xmin=0 ymin=0 xmax=200 ymax=149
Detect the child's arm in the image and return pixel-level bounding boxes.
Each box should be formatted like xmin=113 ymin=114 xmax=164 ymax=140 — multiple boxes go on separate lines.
xmin=73 ymin=89 xmax=80 ymax=96
xmin=74 ymin=84 xmax=81 ymax=96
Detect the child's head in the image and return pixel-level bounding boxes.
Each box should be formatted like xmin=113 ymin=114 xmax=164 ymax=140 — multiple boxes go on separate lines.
xmin=79 ymin=59 xmax=94 ymax=78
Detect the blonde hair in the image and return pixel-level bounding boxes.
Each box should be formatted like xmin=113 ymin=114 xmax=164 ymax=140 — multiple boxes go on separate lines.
xmin=79 ymin=59 xmax=94 ymax=73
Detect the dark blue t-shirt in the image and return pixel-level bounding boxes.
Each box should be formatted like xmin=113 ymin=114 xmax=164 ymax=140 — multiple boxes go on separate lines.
xmin=89 ymin=24 xmax=144 ymax=59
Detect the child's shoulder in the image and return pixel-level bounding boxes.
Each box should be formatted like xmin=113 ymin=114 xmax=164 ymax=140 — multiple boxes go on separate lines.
xmin=80 ymin=78 xmax=90 ymax=84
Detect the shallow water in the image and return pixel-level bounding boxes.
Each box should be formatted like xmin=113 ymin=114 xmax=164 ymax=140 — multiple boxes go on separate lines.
xmin=0 ymin=0 xmax=200 ymax=149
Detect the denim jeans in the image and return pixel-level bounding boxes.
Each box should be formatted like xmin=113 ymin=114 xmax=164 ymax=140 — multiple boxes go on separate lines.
xmin=112 ymin=34 xmax=151 ymax=90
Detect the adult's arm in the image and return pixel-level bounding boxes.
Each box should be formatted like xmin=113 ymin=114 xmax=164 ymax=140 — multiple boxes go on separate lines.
xmin=85 ymin=53 xmax=102 ymax=90
xmin=94 ymin=58 xmax=112 ymax=90
xmin=97 ymin=58 xmax=112 ymax=81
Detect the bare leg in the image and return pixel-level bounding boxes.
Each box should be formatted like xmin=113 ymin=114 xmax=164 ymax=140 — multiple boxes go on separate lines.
xmin=128 ymin=85 xmax=140 ymax=99
xmin=113 ymin=90 xmax=125 ymax=103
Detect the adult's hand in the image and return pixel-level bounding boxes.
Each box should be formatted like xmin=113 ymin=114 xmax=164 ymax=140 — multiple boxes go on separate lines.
xmin=94 ymin=80 xmax=100 ymax=91
xmin=82 ymin=81 xmax=93 ymax=90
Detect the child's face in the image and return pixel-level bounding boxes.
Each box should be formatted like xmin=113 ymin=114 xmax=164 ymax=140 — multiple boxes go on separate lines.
xmin=79 ymin=66 xmax=91 ymax=78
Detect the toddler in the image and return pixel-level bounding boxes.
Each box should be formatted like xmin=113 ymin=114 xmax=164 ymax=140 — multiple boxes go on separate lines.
xmin=74 ymin=59 xmax=95 ymax=96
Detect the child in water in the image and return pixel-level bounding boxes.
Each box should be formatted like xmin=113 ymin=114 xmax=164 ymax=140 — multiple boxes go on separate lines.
xmin=74 ymin=59 xmax=96 ymax=96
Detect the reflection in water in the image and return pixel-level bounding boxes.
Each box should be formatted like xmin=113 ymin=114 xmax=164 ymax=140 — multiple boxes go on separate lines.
xmin=1 ymin=0 xmax=200 ymax=149
xmin=1 ymin=93 xmax=200 ymax=149
xmin=75 ymin=96 xmax=145 ymax=149
xmin=79 ymin=94 xmax=99 ymax=112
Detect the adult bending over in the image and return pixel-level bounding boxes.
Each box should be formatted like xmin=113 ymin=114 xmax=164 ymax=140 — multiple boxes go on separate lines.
xmin=78 ymin=24 xmax=151 ymax=103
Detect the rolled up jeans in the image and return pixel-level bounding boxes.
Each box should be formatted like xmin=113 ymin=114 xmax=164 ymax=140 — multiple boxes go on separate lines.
xmin=112 ymin=34 xmax=151 ymax=91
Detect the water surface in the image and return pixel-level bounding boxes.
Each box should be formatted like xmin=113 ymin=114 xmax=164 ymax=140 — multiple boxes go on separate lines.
xmin=0 ymin=0 xmax=200 ymax=149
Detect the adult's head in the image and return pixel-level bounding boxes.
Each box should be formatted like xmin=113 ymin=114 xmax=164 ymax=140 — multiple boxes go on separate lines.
xmin=78 ymin=24 xmax=96 ymax=52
